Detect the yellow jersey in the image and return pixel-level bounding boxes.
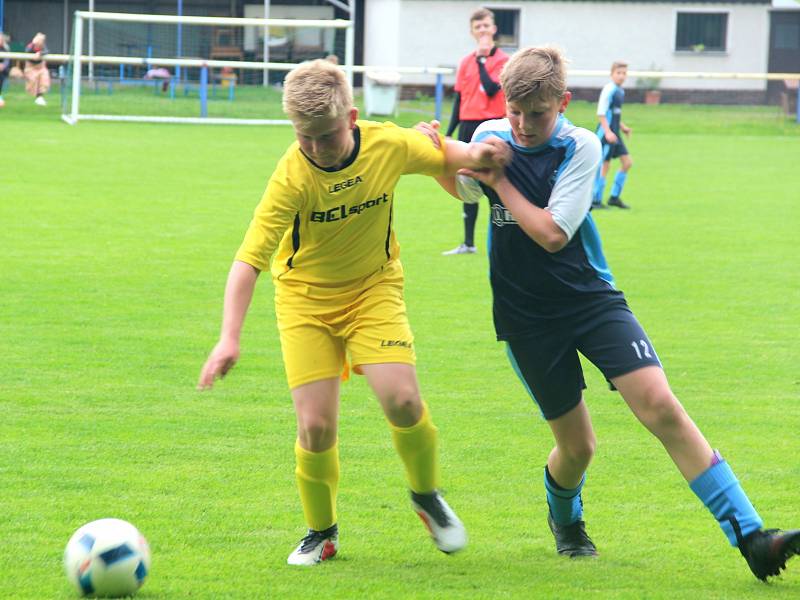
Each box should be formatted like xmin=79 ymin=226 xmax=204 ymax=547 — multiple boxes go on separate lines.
xmin=235 ymin=120 xmax=445 ymax=286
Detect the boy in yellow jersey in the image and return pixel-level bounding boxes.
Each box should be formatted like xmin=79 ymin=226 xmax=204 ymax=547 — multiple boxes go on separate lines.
xmin=198 ymin=59 xmax=509 ymax=566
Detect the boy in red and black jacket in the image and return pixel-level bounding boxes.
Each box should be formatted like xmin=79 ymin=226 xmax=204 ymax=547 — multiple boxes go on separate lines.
xmin=442 ymin=7 xmax=509 ymax=255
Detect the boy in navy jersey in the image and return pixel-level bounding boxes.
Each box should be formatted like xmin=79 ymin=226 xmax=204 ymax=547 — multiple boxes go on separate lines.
xmin=593 ymin=61 xmax=632 ymax=209
xmin=422 ymin=46 xmax=799 ymax=581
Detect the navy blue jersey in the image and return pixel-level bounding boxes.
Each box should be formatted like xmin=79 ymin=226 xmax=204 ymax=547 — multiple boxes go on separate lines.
xmin=457 ymin=115 xmax=624 ymax=340
xmin=596 ymin=82 xmax=624 ymax=135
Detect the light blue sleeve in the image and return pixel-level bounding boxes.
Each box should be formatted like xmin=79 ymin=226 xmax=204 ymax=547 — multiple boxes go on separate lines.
xmin=596 ymin=83 xmax=613 ymax=116
xmin=548 ymin=130 xmax=602 ymax=241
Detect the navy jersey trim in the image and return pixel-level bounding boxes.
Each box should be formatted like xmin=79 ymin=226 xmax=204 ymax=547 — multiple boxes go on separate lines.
xmin=286 ymin=212 xmax=301 ymax=269
xmin=384 ymin=202 xmax=393 ymax=260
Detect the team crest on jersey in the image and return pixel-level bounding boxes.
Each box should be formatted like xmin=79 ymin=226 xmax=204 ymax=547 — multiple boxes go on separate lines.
xmin=328 ymin=175 xmax=363 ymax=194
xmin=491 ymin=204 xmax=517 ymax=227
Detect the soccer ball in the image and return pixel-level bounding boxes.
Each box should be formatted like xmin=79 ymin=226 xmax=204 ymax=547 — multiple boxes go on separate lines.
xmin=63 ymin=518 xmax=151 ymax=598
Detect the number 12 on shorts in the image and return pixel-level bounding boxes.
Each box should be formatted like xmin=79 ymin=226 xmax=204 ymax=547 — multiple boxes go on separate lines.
xmin=631 ymin=339 xmax=652 ymax=360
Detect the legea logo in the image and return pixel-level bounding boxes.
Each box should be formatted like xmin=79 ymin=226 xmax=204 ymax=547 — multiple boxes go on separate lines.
xmin=328 ymin=175 xmax=363 ymax=194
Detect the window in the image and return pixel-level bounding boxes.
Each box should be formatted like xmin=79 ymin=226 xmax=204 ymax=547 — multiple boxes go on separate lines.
xmin=490 ymin=8 xmax=520 ymax=50
xmin=676 ymin=13 xmax=728 ymax=52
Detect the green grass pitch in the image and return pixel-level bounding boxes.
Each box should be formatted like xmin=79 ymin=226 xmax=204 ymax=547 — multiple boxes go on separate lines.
xmin=1 ymin=82 xmax=799 ymax=598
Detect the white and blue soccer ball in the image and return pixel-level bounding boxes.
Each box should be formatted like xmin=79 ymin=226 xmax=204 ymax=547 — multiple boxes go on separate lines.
xmin=63 ymin=518 xmax=151 ymax=598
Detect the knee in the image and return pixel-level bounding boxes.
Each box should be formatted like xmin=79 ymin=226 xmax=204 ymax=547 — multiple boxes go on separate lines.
xmin=562 ymin=435 xmax=596 ymax=468
xmin=638 ymin=388 xmax=685 ymax=434
xmin=381 ymin=384 xmax=422 ymax=426
xmin=297 ymin=414 xmax=336 ymax=451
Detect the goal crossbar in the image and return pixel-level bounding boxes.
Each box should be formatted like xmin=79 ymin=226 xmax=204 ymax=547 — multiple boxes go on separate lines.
xmin=74 ymin=10 xmax=350 ymax=29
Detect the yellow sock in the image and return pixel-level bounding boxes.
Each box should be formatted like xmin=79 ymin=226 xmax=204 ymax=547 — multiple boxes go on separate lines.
xmin=390 ymin=402 xmax=439 ymax=494
xmin=294 ymin=440 xmax=339 ymax=531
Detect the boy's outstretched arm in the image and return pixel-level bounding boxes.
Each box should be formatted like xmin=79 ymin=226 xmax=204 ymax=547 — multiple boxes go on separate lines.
xmin=198 ymin=260 xmax=260 ymax=390
xmin=414 ymin=119 xmax=509 ymax=199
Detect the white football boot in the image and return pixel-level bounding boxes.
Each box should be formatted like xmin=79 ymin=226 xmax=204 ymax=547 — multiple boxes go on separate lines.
xmin=287 ymin=524 xmax=339 ymax=566
xmin=442 ymin=243 xmax=477 ymax=256
xmin=34 ymin=96 xmax=47 ymax=106
xmin=411 ymin=491 xmax=467 ymax=554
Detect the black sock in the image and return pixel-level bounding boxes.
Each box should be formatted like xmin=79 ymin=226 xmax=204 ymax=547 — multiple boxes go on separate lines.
xmin=463 ymin=202 xmax=478 ymax=247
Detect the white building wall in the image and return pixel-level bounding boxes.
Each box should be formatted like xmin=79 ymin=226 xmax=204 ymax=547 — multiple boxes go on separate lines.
xmin=363 ymin=0 xmax=770 ymax=90
xmin=364 ymin=0 xmax=404 ymax=67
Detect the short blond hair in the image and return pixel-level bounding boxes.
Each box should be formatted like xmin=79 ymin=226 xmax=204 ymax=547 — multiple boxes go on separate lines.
xmin=470 ymin=7 xmax=495 ymax=23
xmin=611 ymin=60 xmax=628 ymax=73
xmin=282 ymin=59 xmax=352 ymax=121
xmin=500 ymin=46 xmax=568 ymax=104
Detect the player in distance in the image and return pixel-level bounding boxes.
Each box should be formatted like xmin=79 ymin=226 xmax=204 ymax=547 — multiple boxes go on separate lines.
xmin=592 ymin=60 xmax=633 ymax=210
xmin=420 ymin=45 xmax=800 ymax=581
xmin=198 ymin=59 xmax=510 ymax=566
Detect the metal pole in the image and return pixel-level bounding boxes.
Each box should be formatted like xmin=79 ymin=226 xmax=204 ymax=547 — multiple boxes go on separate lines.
xmin=176 ymin=0 xmax=183 ymax=81
xmin=88 ymin=0 xmax=94 ymax=80
xmin=435 ymin=73 xmax=443 ymax=122
xmin=344 ymin=0 xmax=354 ymax=90
xmin=70 ymin=11 xmax=83 ymax=123
xmin=62 ymin=0 xmax=69 ymax=54
xmin=200 ymin=64 xmax=208 ymax=117
xmin=262 ymin=0 xmax=270 ymax=87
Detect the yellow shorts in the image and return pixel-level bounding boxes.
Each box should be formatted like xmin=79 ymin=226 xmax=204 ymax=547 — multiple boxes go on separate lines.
xmin=274 ymin=260 xmax=416 ymax=389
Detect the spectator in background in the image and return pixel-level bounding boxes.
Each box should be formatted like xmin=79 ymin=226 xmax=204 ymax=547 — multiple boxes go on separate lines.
xmin=442 ymin=8 xmax=509 ymax=255
xmin=0 ymin=33 xmax=10 ymax=108
xmin=25 ymin=32 xmax=50 ymax=106
xmin=144 ymin=66 xmax=172 ymax=92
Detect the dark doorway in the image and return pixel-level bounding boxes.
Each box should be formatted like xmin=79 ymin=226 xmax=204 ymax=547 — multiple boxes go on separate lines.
xmin=767 ymin=11 xmax=800 ymax=104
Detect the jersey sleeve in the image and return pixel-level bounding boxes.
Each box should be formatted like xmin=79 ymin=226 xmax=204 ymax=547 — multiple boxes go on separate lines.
xmin=596 ymin=83 xmax=613 ymax=117
xmin=453 ymin=55 xmax=469 ymax=93
xmin=548 ymin=131 xmax=602 ymax=241
xmin=234 ymin=156 xmax=303 ymax=271
xmin=397 ymin=125 xmax=446 ymax=176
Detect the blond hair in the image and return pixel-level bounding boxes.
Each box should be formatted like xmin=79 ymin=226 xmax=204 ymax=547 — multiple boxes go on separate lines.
xmin=500 ymin=46 xmax=568 ymax=104
xmin=611 ymin=60 xmax=628 ymax=73
xmin=282 ymin=59 xmax=352 ymax=120
xmin=470 ymin=7 xmax=495 ymax=23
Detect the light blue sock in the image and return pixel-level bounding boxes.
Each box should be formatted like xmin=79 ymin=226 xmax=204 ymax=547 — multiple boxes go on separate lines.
xmin=593 ymin=176 xmax=606 ymax=203
xmin=689 ymin=455 xmax=763 ymax=547
xmin=545 ymin=466 xmax=585 ymax=526
xmin=611 ymin=171 xmax=627 ymax=197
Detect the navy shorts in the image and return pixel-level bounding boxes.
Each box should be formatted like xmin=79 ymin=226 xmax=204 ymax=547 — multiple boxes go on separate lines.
xmin=505 ymin=299 xmax=661 ymax=420
xmin=601 ymin=136 xmax=628 ymax=160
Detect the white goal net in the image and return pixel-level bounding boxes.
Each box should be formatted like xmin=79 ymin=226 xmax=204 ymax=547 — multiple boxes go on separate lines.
xmin=62 ymin=11 xmax=354 ymax=125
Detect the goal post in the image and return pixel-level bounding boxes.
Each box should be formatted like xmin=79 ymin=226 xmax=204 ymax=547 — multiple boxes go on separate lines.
xmin=62 ymin=10 xmax=354 ymax=126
